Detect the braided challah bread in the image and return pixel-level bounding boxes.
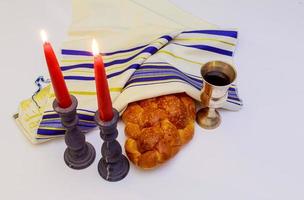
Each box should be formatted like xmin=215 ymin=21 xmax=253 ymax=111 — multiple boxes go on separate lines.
xmin=122 ymin=93 xmax=195 ymax=169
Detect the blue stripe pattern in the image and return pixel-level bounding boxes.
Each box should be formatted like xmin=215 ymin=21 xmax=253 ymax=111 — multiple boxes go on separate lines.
xmin=125 ymin=65 xmax=202 ymax=89
xmin=36 ymin=30 xmax=242 ymax=138
xmin=61 ymin=34 xmax=173 ymax=57
xmin=38 ymin=111 xmax=96 ymax=136
xmin=42 ymin=113 xmax=94 ymax=121
xmin=124 ymin=80 xmax=195 ymax=91
xmin=61 ymin=63 xmax=93 ymax=71
xmin=123 ymin=63 xmax=241 ymax=106
xmin=60 ymin=46 xmax=159 ymax=72
xmin=38 ymin=129 xmax=66 ymax=136
xmin=182 ymin=30 xmax=238 ymax=38
xmin=173 ymin=43 xmax=233 ymax=56
xmin=62 ymin=44 xmax=147 ymax=57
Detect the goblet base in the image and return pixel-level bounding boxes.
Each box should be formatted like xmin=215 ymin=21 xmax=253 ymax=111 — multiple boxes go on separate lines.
xmin=196 ymin=107 xmax=221 ymax=130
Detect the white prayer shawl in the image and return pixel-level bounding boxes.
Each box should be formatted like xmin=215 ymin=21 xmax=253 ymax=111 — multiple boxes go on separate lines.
xmin=15 ymin=0 xmax=242 ymax=144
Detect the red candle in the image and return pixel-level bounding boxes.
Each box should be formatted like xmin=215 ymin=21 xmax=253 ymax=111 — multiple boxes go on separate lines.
xmin=92 ymin=39 xmax=114 ymax=121
xmin=40 ymin=30 xmax=72 ymax=108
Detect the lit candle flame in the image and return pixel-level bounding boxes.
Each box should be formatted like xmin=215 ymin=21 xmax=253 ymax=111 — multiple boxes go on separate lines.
xmin=40 ymin=30 xmax=48 ymax=43
xmin=92 ymin=38 xmax=100 ymax=56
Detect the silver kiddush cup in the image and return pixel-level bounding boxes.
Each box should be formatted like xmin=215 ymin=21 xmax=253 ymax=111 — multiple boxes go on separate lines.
xmin=196 ymin=61 xmax=237 ymax=129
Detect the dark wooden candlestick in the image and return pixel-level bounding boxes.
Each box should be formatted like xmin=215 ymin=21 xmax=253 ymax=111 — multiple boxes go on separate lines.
xmin=53 ymin=95 xmax=96 ymax=170
xmin=95 ymin=108 xmax=129 ymax=182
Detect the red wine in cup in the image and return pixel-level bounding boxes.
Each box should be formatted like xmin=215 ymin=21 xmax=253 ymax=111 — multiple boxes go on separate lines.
xmin=203 ymin=71 xmax=230 ymax=86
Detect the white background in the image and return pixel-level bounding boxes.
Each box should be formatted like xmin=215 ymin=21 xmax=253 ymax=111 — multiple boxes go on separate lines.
xmin=1 ymin=0 xmax=304 ymax=199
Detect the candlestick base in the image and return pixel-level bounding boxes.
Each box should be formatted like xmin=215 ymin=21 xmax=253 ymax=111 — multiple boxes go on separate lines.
xmin=64 ymin=142 xmax=96 ymax=170
xmin=95 ymin=109 xmax=130 ymax=182
xmin=98 ymin=155 xmax=130 ymax=182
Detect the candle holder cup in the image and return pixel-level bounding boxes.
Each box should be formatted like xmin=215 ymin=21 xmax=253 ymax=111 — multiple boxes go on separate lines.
xmin=196 ymin=61 xmax=237 ymax=129
xmin=53 ymin=95 xmax=96 ymax=169
xmin=95 ymin=108 xmax=129 ymax=182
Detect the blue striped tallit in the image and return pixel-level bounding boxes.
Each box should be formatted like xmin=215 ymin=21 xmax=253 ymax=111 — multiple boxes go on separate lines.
xmin=18 ymin=29 xmax=243 ymax=143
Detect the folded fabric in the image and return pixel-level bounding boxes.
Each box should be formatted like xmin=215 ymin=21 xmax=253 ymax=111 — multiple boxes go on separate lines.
xmin=14 ymin=0 xmax=242 ymax=144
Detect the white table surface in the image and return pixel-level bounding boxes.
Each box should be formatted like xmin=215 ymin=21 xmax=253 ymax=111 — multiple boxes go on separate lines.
xmin=1 ymin=0 xmax=304 ymax=199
